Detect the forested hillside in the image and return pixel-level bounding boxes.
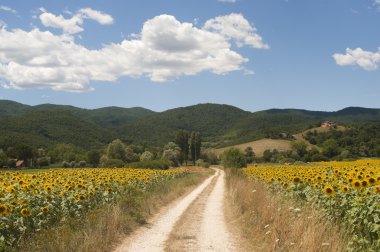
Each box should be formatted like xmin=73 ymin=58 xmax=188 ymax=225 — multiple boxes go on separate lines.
xmin=1 ymin=100 xmax=380 ymax=149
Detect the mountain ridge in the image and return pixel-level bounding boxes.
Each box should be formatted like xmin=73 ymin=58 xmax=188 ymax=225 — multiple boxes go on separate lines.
xmin=1 ymin=100 xmax=379 ymax=149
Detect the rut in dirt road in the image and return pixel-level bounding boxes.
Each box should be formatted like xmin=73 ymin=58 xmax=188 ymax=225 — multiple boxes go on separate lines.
xmin=113 ymin=168 xmax=237 ymax=252
xmin=166 ymin=169 xmax=237 ymax=252
xmin=113 ymin=170 xmax=218 ymax=252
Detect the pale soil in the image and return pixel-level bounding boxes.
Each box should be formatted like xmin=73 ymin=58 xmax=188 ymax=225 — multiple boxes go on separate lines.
xmin=113 ymin=168 xmax=242 ymax=252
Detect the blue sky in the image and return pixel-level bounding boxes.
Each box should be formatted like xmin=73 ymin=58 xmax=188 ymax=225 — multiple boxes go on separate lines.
xmin=0 ymin=0 xmax=379 ymax=112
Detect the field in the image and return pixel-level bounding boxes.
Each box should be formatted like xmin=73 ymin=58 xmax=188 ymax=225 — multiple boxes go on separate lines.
xmin=0 ymin=167 xmax=191 ymax=250
xmin=242 ymin=160 xmax=380 ymax=250
xmin=214 ymin=138 xmax=293 ymax=157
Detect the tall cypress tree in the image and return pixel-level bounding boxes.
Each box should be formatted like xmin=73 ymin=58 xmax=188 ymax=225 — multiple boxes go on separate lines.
xmin=189 ymin=131 xmax=201 ymax=165
xmin=175 ymin=130 xmax=189 ymax=165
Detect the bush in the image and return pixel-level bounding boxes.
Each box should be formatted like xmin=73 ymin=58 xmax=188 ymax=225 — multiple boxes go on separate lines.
xmin=195 ymin=159 xmax=209 ymax=168
xmin=62 ymin=161 xmax=69 ymax=168
xmin=104 ymin=159 xmax=125 ymax=168
xmin=221 ymin=148 xmax=247 ymax=168
xmin=37 ymin=157 xmax=50 ymax=167
xmin=78 ymin=160 xmax=86 ymax=168
xmin=126 ymin=160 xmax=172 ymax=170
xmin=140 ymin=151 xmax=154 ymax=162
xmin=278 ymin=157 xmax=295 ymax=164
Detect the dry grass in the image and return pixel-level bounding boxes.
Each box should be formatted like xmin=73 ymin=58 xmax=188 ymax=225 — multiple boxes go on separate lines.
xmin=214 ymin=139 xmax=293 ymax=157
xmin=225 ymin=170 xmax=348 ymax=252
xmin=16 ymin=169 xmax=211 ymax=252
xmin=214 ymin=126 xmax=348 ymax=157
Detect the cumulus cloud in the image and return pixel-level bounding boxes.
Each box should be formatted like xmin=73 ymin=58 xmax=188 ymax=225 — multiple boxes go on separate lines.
xmin=333 ymin=48 xmax=380 ymax=71
xmin=0 ymin=13 xmax=267 ymax=92
xmin=0 ymin=5 xmax=16 ymax=14
xmin=204 ymin=13 xmax=269 ymax=49
xmin=39 ymin=7 xmax=113 ymax=34
xmin=77 ymin=8 xmax=113 ymax=25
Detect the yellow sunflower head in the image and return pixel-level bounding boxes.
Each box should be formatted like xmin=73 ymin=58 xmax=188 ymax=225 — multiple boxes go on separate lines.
xmin=20 ymin=208 xmax=31 ymax=217
xmin=323 ymin=185 xmax=335 ymax=196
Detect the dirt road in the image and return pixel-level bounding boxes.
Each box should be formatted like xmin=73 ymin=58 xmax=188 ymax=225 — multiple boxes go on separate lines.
xmin=113 ymin=168 xmax=239 ymax=252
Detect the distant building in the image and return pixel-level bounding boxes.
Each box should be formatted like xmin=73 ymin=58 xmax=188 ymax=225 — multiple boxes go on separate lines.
xmin=16 ymin=160 xmax=25 ymax=168
xmin=321 ymin=121 xmax=337 ymax=127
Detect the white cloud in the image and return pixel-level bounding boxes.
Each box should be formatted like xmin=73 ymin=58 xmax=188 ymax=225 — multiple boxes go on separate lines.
xmin=0 ymin=5 xmax=16 ymax=14
xmin=373 ymin=0 xmax=380 ymax=11
xmin=204 ymin=13 xmax=269 ymax=49
xmin=333 ymin=47 xmax=380 ymax=71
xmin=0 ymin=14 xmax=267 ymax=92
xmin=218 ymin=0 xmax=237 ymax=2
xmin=77 ymin=8 xmax=113 ymax=25
xmin=39 ymin=7 xmax=113 ymax=34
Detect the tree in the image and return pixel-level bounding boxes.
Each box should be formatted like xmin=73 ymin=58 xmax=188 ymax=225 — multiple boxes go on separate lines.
xmin=87 ymin=150 xmax=101 ymax=167
xmin=107 ymin=139 xmax=126 ymax=161
xmin=51 ymin=143 xmax=77 ymax=162
xmin=322 ymin=139 xmax=340 ymax=158
xmin=175 ymin=130 xmax=189 ymax=165
xmin=0 ymin=149 xmax=8 ymax=167
xmin=376 ymin=146 xmax=380 ymax=157
xmin=221 ymin=148 xmax=246 ymax=168
xmin=162 ymin=142 xmax=181 ymax=166
xmin=125 ymin=147 xmax=140 ymax=163
xmin=291 ymin=140 xmax=308 ymax=157
xmin=37 ymin=157 xmax=50 ymax=167
xmin=7 ymin=145 xmax=35 ymax=166
xmin=140 ymin=151 xmax=154 ymax=162
xmin=263 ymin=149 xmax=273 ymax=162
xmin=244 ymin=147 xmax=256 ymax=163
xmin=189 ymin=132 xmax=201 ymax=165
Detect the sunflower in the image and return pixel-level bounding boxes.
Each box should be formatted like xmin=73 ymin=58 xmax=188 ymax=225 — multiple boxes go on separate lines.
xmin=373 ymin=186 xmax=380 ymax=194
xmin=41 ymin=206 xmax=49 ymax=214
xmin=340 ymin=185 xmax=349 ymax=193
xmin=20 ymin=208 xmax=31 ymax=217
xmin=352 ymin=180 xmax=361 ymax=190
xmin=77 ymin=194 xmax=86 ymax=201
xmin=293 ymin=177 xmax=301 ymax=184
xmin=0 ymin=203 xmax=10 ymax=216
xmin=323 ymin=185 xmax=335 ymax=196
xmin=368 ymin=177 xmax=376 ymax=185
xmin=361 ymin=180 xmax=368 ymax=188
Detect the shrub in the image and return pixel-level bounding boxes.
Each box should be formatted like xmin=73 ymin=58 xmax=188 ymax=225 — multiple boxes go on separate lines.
xmin=37 ymin=157 xmax=50 ymax=167
xmin=126 ymin=160 xmax=172 ymax=170
xmin=221 ymin=148 xmax=247 ymax=168
xmin=104 ymin=159 xmax=125 ymax=168
xmin=78 ymin=160 xmax=86 ymax=168
xmin=195 ymin=159 xmax=209 ymax=168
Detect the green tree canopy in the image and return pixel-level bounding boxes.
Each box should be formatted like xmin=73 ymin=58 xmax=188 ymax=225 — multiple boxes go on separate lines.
xmin=221 ymin=148 xmax=247 ymax=168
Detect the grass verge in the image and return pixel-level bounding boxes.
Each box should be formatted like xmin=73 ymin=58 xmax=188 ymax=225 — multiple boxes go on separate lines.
xmin=16 ymin=169 xmax=211 ymax=252
xmin=225 ymin=169 xmax=348 ymax=252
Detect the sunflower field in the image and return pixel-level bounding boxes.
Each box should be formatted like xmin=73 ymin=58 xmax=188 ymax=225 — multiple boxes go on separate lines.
xmin=242 ymin=160 xmax=380 ymax=251
xmin=0 ymin=167 xmax=189 ymax=250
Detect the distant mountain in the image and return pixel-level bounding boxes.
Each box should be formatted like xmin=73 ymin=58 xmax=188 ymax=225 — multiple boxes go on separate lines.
xmin=118 ymin=103 xmax=251 ymax=146
xmin=0 ymin=100 xmax=155 ymax=149
xmin=120 ymin=104 xmax=380 ymax=147
xmin=0 ymin=100 xmax=379 ymax=149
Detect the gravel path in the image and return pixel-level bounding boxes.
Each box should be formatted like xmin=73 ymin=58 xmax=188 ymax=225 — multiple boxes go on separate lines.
xmin=113 ymin=168 xmax=237 ymax=252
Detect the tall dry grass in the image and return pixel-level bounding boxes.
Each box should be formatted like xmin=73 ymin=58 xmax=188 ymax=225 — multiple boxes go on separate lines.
xmin=225 ymin=170 xmax=349 ymax=252
xmin=16 ymin=170 xmax=211 ymax=252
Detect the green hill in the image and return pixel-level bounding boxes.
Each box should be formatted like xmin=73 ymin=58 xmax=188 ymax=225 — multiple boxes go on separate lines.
xmin=0 ymin=101 xmax=155 ymax=149
xmin=119 ymin=105 xmax=380 ymax=147
xmin=1 ymin=100 xmax=379 ymax=149
xmin=118 ymin=103 xmax=251 ymax=146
